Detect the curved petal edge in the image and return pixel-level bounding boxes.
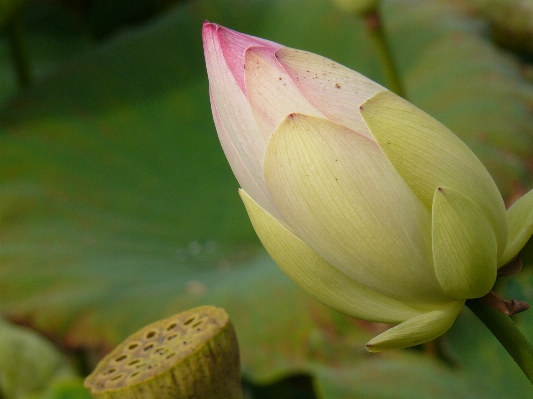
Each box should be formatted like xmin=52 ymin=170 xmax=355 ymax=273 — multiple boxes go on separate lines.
xmin=360 ymin=90 xmax=507 ymax=258
xmin=263 ymin=113 xmax=445 ymax=306
xmin=499 ymin=189 xmax=533 ymax=267
xmin=366 ymin=301 xmax=464 ymax=352
xmin=432 ymin=186 xmax=497 ymax=300
xmin=239 ymin=189 xmax=426 ymax=324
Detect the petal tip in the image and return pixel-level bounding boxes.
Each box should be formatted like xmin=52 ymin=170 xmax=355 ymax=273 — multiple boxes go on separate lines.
xmin=365 ymin=343 xmax=380 ymax=353
xmin=202 ymin=21 xmax=219 ymax=53
xmin=202 ymin=21 xmax=216 ymax=37
xmin=363 ymin=302 xmax=464 ymax=352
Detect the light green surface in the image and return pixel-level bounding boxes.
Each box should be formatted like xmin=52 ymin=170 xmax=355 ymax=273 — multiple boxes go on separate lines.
xmin=1 ymin=0 xmax=533 ymax=397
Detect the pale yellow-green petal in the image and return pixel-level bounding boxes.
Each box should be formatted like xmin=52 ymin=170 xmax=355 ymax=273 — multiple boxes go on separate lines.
xmin=360 ymin=90 xmax=507 ymax=258
xmin=244 ymin=47 xmax=323 ymax=140
xmin=275 ymin=47 xmax=384 ymax=138
xmin=263 ymin=113 xmax=448 ymax=307
xmin=499 ymin=189 xmax=533 ymax=266
xmin=366 ymin=301 xmax=464 ymax=352
xmin=239 ymin=189 xmax=426 ymax=324
xmin=211 ymin=93 xmax=283 ymax=221
xmin=432 ymin=186 xmax=497 ymax=300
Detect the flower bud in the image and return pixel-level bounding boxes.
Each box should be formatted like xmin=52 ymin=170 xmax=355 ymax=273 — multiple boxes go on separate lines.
xmin=203 ymin=23 xmax=533 ymax=351
xmin=84 ymin=306 xmax=242 ymax=398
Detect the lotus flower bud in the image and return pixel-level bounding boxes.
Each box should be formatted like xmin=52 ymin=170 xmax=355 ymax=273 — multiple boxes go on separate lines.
xmin=84 ymin=306 xmax=242 ymax=398
xmin=202 ymin=23 xmax=533 ymax=351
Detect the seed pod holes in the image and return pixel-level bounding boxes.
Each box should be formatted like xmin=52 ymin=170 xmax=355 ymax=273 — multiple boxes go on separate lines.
xmin=84 ymin=306 xmax=240 ymax=398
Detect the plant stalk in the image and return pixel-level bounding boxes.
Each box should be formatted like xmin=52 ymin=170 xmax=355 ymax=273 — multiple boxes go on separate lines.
xmin=7 ymin=10 xmax=32 ymax=88
xmin=467 ymin=297 xmax=533 ymax=385
xmin=364 ymin=10 xmax=405 ymax=97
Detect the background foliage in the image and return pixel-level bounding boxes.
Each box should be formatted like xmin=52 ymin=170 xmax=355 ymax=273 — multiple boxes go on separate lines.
xmin=1 ymin=0 xmax=533 ymax=397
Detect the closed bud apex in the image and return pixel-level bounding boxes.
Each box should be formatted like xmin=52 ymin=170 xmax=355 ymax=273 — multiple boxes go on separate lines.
xmin=203 ymin=23 xmax=533 ymax=351
xmin=84 ymin=306 xmax=242 ymax=399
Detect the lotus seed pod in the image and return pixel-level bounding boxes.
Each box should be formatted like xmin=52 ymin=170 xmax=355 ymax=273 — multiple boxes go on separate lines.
xmin=84 ymin=306 xmax=242 ymax=399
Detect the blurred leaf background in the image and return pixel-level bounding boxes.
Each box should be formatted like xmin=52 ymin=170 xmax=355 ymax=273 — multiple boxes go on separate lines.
xmin=2 ymin=0 xmax=533 ymax=397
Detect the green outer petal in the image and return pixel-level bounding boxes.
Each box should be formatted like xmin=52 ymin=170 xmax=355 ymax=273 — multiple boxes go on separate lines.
xmin=360 ymin=90 xmax=507 ymax=258
xmin=366 ymin=301 xmax=464 ymax=352
xmin=432 ymin=186 xmax=497 ymax=300
xmin=263 ymin=113 xmax=447 ymax=307
xmin=239 ymin=189 xmax=426 ymax=324
xmin=499 ymin=189 xmax=533 ymax=266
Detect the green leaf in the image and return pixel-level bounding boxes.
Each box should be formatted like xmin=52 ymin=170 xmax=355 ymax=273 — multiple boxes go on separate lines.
xmin=446 ymin=306 xmax=533 ymax=398
xmin=460 ymin=0 xmax=533 ymax=57
xmin=0 ymin=2 xmax=91 ymax=104
xmin=43 ymin=379 xmax=93 ymax=399
xmin=313 ymin=354 xmax=487 ymax=399
xmin=0 ymin=318 xmax=77 ymax=399
xmin=384 ymin=0 xmax=533 ymax=198
xmin=0 ymin=0 xmax=376 ymax=388
xmin=0 ymin=0 xmax=26 ymax=28
xmin=1 ymin=0 xmax=533 ymax=398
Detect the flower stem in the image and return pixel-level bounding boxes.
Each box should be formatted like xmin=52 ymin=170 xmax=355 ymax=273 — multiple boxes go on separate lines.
xmin=364 ymin=10 xmax=405 ymax=97
xmin=7 ymin=10 xmax=32 ymax=89
xmin=466 ymin=297 xmax=533 ymax=385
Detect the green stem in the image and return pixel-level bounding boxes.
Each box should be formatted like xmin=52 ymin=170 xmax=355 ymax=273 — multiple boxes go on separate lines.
xmin=364 ymin=10 xmax=405 ymax=97
xmin=467 ymin=297 xmax=533 ymax=385
xmin=7 ymin=10 xmax=32 ymax=88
